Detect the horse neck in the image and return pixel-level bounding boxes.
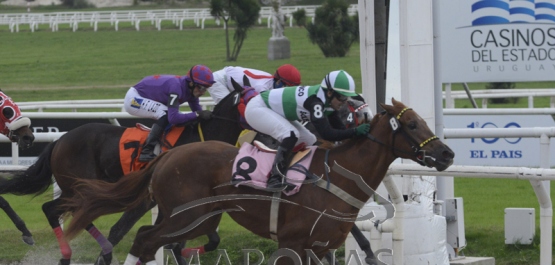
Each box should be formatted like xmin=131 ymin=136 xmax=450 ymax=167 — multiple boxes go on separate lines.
xmin=325 ymin=119 xmax=397 ymax=202
xmin=201 ymin=118 xmax=243 ymax=144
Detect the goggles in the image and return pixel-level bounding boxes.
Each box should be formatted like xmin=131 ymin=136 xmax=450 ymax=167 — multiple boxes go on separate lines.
xmin=334 ymin=92 xmax=348 ymax=102
xmin=196 ymin=84 xmax=209 ymax=92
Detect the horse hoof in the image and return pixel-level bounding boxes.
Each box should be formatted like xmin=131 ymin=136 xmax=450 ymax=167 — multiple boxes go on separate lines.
xmin=365 ymin=257 xmax=378 ymax=265
xmin=94 ymin=252 xmax=113 ymax=265
xmin=58 ymin=258 xmax=71 ymax=265
xmin=21 ymin=235 xmax=34 ymax=246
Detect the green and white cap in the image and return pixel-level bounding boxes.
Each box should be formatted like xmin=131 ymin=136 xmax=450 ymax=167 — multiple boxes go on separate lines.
xmin=321 ymin=70 xmax=358 ymax=97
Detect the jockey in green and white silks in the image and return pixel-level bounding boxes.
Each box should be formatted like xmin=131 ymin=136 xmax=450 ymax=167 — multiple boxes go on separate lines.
xmin=244 ymin=70 xmax=371 ymax=190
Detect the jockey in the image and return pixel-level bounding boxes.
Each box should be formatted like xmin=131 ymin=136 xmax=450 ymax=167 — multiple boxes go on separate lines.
xmin=123 ymin=64 xmax=216 ymax=162
xmin=208 ymin=64 xmax=301 ymax=105
xmin=244 ymin=70 xmax=371 ymax=189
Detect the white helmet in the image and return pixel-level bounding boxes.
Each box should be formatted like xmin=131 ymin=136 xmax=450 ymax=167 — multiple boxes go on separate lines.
xmin=321 ymin=70 xmax=357 ymax=97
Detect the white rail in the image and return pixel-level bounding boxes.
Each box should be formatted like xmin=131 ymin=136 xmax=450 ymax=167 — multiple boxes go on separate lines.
xmin=14 ymin=87 xmax=555 ymax=112
xmin=0 ymin=5 xmax=358 ymax=32
xmin=443 ymin=88 xmax=555 ymax=109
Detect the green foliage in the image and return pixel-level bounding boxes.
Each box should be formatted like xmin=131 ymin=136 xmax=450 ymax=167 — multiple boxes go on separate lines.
xmin=306 ymin=0 xmax=358 ymax=57
xmin=292 ymin=8 xmax=306 ymax=27
xmin=486 ymin=82 xmax=517 ymax=104
xmin=210 ymin=0 xmax=260 ymax=61
xmin=61 ymin=0 xmax=93 ymax=9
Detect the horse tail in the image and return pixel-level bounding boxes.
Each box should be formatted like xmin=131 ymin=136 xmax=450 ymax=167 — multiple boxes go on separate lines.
xmin=62 ymin=151 xmax=168 ymax=240
xmin=0 ymin=141 xmax=56 ymax=196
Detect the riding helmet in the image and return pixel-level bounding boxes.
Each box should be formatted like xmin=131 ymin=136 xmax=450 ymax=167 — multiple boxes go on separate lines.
xmin=321 ymin=70 xmax=358 ymax=97
xmin=188 ymin=65 xmax=216 ymax=87
xmin=274 ymin=64 xmax=301 ymax=87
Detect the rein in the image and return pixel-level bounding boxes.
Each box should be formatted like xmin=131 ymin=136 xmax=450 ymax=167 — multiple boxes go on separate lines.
xmin=366 ymin=107 xmax=439 ymax=166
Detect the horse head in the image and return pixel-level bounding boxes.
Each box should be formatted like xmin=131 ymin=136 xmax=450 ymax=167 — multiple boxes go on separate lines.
xmin=338 ymin=97 xmax=373 ymax=128
xmin=0 ymin=91 xmax=34 ymax=149
xmin=377 ymin=98 xmax=454 ymax=171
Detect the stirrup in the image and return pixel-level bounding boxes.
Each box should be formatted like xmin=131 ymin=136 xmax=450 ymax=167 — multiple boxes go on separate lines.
xmin=267 ymin=174 xmax=295 ymax=191
xmin=138 ymin=152 xmax=157 ymax=162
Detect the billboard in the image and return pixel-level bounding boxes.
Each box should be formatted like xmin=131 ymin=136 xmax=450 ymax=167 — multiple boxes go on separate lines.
xmin=439 ymin=0 xmax=555 ymax=82
xmin=444 ymin=114 xmax=555 ymax=167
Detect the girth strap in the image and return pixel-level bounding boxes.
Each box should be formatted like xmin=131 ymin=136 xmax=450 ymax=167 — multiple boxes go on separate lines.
xmin=313 ymin=178 xmax=365 ymax=209
xmin=269 ymin=191 xmax=281 ymax=241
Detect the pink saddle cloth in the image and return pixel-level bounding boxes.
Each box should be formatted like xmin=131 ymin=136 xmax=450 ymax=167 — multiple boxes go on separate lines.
xmin=231 ymin=142 xmax=317 ymax=196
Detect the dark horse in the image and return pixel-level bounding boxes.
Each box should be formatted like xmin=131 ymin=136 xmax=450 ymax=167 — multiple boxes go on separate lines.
xmin=0 ymin=90 xmax=36 ymax=246
xmin=0 ymin=82 xmax=245 ymax=265
xmin=61 ymin=98 xmax=455 ymax=264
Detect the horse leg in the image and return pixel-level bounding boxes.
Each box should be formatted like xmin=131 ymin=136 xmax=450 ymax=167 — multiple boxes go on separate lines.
xmin=96 ymin=200 xmax=156 ymax=265
xmin=42 ymin=199 xmax=72 ymax=265
xmin=181 ymin=231 xmax=220 ymax=257
xmin=0 ymin=196 xmax=34 ymax=245
xmin=350 ymin=225 xmax=377 ymax=265
xmin=83 ymin=223 xmax=114 ymax=265
xmin=168 ymin=241 xmax=188 ymax=265
xmin=123 ymin=225 xmax=158 ymax=265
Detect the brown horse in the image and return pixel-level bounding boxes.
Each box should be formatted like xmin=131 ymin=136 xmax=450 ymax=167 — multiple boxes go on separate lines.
xmin=0 ymin=90 xmax=35 ymax=246
xmin=62 ymin=98 xmax=454 ymax=264
xmin=0 ymin=126 xmax=35 ymax=246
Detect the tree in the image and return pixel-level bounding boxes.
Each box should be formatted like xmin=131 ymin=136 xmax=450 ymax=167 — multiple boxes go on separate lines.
xmin=211 ymin=0 xmax=261 ymax=61
xmin=306 ymin=0 xmax=358 ymax=57
xmin=486 ymin=82 xmax=517 ymax=104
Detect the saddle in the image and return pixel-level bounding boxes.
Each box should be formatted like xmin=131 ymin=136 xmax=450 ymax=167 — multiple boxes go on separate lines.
xmin=119 ymin=124 xmax=185 ymax=175
xmin=231 ymin=141 xmax=316 ymax=196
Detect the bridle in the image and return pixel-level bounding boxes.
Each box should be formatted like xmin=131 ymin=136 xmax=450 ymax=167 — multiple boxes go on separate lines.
xmin=366 ymin=107 xmax=439 ymax=166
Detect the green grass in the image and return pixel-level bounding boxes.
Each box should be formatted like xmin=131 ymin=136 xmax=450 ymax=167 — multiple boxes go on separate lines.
xmin=455 ymin=178 xmax=555 ymax=265
xmin=0 ymin=9 xmax=554 ymax=264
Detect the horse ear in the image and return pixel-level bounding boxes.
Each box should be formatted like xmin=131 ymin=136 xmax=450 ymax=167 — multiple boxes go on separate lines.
xmin=230 ymin=77 xmax=244 ymax=93
xmin=380 ymin=102 xmax=394 ymax=114
xmin=243 ymin=75 xmax=251 ymax=88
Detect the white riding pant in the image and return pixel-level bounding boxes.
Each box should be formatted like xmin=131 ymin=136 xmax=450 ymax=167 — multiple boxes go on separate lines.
xmin=245 ymin=96 xmax=316 ymax=145
xmin=123 ymin=87 xmax=167 ymax=120
xmin=207 ymin=70 xmax=232 ymax=105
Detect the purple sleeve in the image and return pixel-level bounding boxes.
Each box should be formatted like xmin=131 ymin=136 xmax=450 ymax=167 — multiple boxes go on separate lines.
xmin=188 ymin=97 xmax=202 ymax=112
xmin=167 ymin=108 xmax=197 ymax=125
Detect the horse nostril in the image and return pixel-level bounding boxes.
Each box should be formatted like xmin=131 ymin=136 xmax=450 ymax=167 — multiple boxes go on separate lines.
xmin=443 ymin=150 xmax=454 ymax=159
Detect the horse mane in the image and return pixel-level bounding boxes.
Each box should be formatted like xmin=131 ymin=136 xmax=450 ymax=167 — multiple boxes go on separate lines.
xmin=211 ymin=89 xmax=239 ymax=115
xmin=323 ymin=99 xmax=405 ymax=152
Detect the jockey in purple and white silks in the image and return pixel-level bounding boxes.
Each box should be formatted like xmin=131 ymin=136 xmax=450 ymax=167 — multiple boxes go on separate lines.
xmin=244 ymin=70 xmax=371 ymax=190
xmin=208 ymin=64 xmax=301 ymax=105
xmin=123 ymin=64 xmax=216 ymax=162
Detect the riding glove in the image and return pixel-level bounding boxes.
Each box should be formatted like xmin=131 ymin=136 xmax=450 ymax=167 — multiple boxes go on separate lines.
xmin=354 ymin=124 xmax=370 ymax=136
xmin=196 ymin=110 xmax=212 ymax=120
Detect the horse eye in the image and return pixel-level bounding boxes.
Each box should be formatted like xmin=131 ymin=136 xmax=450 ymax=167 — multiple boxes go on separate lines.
xmin=408 ymin=121 xmax=417 ymax=130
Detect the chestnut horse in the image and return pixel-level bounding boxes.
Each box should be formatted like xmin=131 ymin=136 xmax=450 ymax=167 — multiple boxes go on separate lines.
xmin=61 ymin=98 xmax=454 ymax=264
xmin=0 ymin=90 xmax=35 ymax=246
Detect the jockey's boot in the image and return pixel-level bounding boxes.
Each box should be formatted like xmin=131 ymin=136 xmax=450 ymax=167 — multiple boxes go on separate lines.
xmin=267 ymin=133 xmax=298 ymax=190
xmin=138 ymin=123 xmax=164 ymax=162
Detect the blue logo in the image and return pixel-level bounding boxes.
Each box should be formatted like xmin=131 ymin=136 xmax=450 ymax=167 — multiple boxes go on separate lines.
xmin=130 ymin=97 xmax=143 ymax=109
xmin=472 ymin=0 xmax=555 ymax=25
xmin=467 ymin=121 xmax=522 ymax=144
